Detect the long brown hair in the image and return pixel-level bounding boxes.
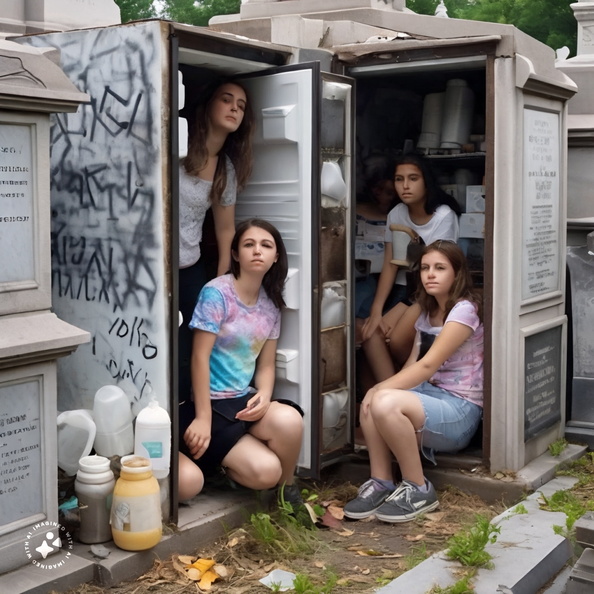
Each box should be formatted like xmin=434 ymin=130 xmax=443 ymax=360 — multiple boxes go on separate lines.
xmin=414 ymin=240 xmax=482 ymax=323
xmin=184 ymin=78 xmax=254 ymax=203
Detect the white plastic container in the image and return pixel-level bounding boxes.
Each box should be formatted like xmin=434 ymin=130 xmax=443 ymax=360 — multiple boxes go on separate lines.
xmin=93 ymin=385 xmax=134 ymax=458
xmin=57 ymin=409 xmax=96 ymax=476
xmin=440 ymin=79 xmax=475 ymax=149
xmin=134 ymin=399 xmax=171 ymax=479
xmin=75 ymin=455 xmax=115 ymax=544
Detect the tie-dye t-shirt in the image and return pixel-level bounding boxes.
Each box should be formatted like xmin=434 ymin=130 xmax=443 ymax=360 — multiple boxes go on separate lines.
xmin=415 ymin=300 xmax=483 ymax=406
xmin=189 ymin=274 xmax=281 ymax=399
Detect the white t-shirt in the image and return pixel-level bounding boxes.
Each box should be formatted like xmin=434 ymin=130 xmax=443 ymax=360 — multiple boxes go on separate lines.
xmin=179 ymin=156 xmax=237 ymax=269
xmin=384 ymin=203 xmax=459 ymax=285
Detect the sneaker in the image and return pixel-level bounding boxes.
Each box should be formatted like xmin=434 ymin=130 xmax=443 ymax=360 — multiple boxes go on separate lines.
xmin=278 ymin=483 xmax=315 ymax=528
xmin=280 ymin=483 xmax=304 ymax=508
xmin=343 ymin=478 xmax=392 ymax=519
xmin=375 ymin=480 xmax=439 ymax=523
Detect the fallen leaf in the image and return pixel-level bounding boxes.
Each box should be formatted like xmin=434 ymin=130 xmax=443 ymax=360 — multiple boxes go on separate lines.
xmin=404 ymin=534 xmax=425 ymax=541
xmin=187 ymin=558 xmax=216 ymax=574
xmin=327 ymin=504 xmax=344 ymax=520
xmin=178 ymin=555 xmax=195 ymax=565
xmin=318 ymin=509 xmax=342 ymax=530
xmin=186 ymin=567 xmax=201 ymax=581
xmin=198 ymin=568 xmax=219 ymax=590
xmin=334 ymin=528 xmax=354 ymax=537
xmin=304 ymin=502 xmax=319 ymax=525
xmin=213 ymin=564 xmax=230 ymax=579
xmin=356 ymin=549 xmax=384 ymax=556
xmin=314 ymin=561 xmax=326 ymax=569
xmin=361 ymin=568 xmax=370 ymax=575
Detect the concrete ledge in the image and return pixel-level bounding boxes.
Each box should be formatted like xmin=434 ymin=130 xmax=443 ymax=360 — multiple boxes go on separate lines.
xmin=0 ymin=489 xmax=262 ymax=593
xmin=377 ymin=476 xmax=577 ymax=594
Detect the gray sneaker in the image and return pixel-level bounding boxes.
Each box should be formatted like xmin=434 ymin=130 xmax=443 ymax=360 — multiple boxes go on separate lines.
xmin=375 ymin=480 xmax=439 ymax=523
xmin=344 ymin=478 xmax=392 ymax=519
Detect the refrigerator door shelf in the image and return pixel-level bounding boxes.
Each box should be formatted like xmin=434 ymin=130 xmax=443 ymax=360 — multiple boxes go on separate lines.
xmin=283 ymin=268 xmax=300 ymax=310
xmin=261 ymin=105 xmax=298 ymax=143
xmin=275 ymin=348 xmax=299 ymax=383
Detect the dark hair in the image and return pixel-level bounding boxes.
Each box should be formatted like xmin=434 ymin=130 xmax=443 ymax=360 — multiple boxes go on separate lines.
xmin=184 ymin=78 xmax=255 ymax=203
xmin=414 ymin=240 xmax=482 ymax=323
xmin=230 ymin=219 xmax=288 ymax=310
xmin=394 ymin=153 xmax=461 ymax=216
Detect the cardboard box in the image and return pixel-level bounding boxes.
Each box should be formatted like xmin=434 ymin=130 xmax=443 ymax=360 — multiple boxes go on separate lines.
xmin=466 ymin=185 xmax=485 ymax=213
xmin=459 ymin=213 xmax=485 ymax=238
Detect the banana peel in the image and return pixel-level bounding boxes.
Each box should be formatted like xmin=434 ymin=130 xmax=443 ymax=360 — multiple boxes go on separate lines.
xmin=184 ymin=557 xmax=220 ymax=590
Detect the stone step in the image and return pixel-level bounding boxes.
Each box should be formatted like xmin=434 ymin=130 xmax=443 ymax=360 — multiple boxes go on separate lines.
xmin=377 ymin=476 xmax=577 ymax=594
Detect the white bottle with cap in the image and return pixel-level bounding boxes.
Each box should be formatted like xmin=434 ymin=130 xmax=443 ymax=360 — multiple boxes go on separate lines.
xmin=134 ymin=398 xmax=171 ymax=479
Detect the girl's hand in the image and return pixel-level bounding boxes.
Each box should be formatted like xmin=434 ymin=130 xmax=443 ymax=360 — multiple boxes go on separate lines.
xmin=184 ymin=417 xmax=211 ymax=459
xmin=235 ymin=394 xmax=268 ymax=421
xmin=361 ymin=313 xmax=382 ymax=342
xmin=360 ymin=387 xmax=378 ymax=418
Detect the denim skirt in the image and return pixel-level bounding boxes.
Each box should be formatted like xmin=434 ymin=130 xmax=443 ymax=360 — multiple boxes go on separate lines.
xmin=410 ymin=381 xmax=482 ymax=464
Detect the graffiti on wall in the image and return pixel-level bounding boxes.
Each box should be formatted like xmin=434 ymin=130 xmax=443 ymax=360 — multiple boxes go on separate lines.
xmin=21 ymin=22 xmax=169 ymax=413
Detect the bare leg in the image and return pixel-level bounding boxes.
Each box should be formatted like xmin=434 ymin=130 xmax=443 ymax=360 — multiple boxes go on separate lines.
xmin=388 ymin=303 xmax=421 ymax=367
xmin=362 ymin=328 xmax=396 ymax=382
xmin=360 ymin=402 xmax=394 ymax=482
xmin=223 ymin=402 xmax=303 ymax=489
xmin=368 ymin=389 xmax=426 ymax=486
xmin=249 ymin=402 xmax=304 ymax=485
xmin=178 ymin=452 xmax=205 ymax=501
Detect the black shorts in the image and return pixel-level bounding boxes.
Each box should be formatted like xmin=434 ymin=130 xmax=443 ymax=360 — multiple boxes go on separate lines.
xmin=179 ymin=395 xmax=303 ymax=477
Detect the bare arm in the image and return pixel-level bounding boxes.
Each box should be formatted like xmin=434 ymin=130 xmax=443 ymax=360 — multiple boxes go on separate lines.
xmin=377 ymin=321 xmax=472 ymax=391
xmin=185 ymin=329 xmax=216 ymax=458
xmin=212 ymin=201 xmax=235 ymax=276
xmin=361 ymin=321 xmax=473 ymax=416
xmin=361 ymin=243 xmax=398 ymax=341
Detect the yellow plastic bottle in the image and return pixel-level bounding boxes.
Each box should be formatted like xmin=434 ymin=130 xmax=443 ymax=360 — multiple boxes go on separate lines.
xmin=110 ymin=455 xmax=162 ymax=550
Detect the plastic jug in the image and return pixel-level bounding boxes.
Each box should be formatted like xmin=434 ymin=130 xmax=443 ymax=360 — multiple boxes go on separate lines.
xmin=75 ymin=455 xmax=115 ymax=544
xmin=110 ymin=455 xmax=162 ymax=551
xmin=134 ymin=399 xmax=171 ymax=479
xmin=93 ymin=385 xmax=134 ymax=458
xmin=57 ymin=409 xmax=96 ymax=476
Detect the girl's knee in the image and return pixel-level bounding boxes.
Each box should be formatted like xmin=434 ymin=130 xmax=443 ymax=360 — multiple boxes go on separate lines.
xmin=178 ymin=455 xmax=204 ymax=501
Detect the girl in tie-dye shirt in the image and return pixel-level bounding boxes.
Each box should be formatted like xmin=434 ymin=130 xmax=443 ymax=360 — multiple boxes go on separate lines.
xmin=178 ymin=219 xmax=305 ymax=513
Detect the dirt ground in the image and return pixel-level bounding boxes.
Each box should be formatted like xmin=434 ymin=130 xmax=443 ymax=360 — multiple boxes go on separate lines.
xmin=57 ymin=479 xmax=507 ymax=594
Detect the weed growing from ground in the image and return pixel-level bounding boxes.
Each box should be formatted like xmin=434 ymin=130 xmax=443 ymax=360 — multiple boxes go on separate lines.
xmin=549 ymin=438 xmax=569 ymax=457
xmin=445 ymin=514 xmax=500 ymax=568
xmin=292 ymin=571 xmax=338 ymax=593
xmin=428 ymin=572 xmax=476 ymax=594
xmin=539 ymin=489 xmax=594 ymax=537
xmin=557 ymin=451 xmax=594 ymax=487
xmin=404 ymin=542 xmax=429 ymax=571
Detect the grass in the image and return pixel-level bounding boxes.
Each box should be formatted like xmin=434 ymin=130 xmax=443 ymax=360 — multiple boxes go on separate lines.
xmin=549 ymin=438 xmax=569 ymax=457
xmin=444 ymin=513 xmax=500 ymax=568
xmin=427 ymin=573 xmax=476 ymax=594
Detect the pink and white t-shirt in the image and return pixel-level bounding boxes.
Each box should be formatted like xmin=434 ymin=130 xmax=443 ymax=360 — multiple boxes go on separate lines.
xmin=415 ymin=300 xmax=483 ymax=406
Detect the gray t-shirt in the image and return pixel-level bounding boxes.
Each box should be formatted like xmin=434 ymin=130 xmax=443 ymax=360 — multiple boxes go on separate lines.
xmin=179 ymin=156 xmax=237 ymax=268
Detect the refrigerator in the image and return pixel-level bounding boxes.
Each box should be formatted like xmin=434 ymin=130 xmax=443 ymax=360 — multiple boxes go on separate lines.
xmin=17 ymin=20 xmax=356 ymax=485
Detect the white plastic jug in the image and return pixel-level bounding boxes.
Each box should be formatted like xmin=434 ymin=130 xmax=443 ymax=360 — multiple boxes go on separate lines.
xmin=93 ymin=385 xmax=134 ymax=458
xmin=57 ymin=409 xmax=96 ymax=476
xmin=134 ymin=399 xmax=171 ymax=479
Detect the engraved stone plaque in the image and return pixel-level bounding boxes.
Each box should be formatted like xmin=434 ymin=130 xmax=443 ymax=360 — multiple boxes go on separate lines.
xmin=0 ymin=378 xmax=43 ymax=528
xmin=0 ymin=123 xmax=35 ymax=285
xmin=522 ymin=109 xmax=561 ymax=300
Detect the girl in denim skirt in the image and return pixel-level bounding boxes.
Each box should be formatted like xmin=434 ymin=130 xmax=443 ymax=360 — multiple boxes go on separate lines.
xmin=345 ymin=240 xmax=483 ymax=523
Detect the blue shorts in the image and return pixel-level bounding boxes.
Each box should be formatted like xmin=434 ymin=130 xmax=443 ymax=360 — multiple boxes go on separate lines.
xmin=410 ymin=381 xmax=482 ymax=464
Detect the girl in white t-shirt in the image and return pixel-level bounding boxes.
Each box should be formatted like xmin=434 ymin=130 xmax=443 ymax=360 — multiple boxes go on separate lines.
xmin=361 ymin=154 xmax=461 ymax=384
